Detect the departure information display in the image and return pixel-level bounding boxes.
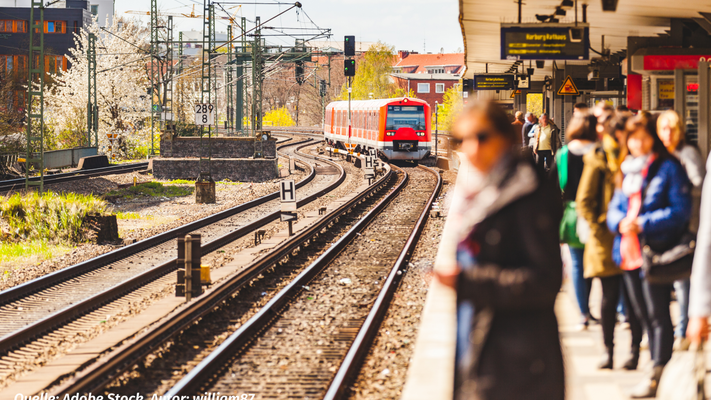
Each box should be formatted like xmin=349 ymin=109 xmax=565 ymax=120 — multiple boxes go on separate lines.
xmin=474 ymin=74 xmax=515 ymax=90
xmin=501 ymin=24 xmax=589 ymax=60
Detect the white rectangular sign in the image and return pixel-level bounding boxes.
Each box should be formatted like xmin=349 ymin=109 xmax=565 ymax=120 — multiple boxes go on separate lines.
xmin=363 ymin=156 xmax=375 ymax=178
xmin=194 ymin=103 xmax=215 ymax=126
xmin=280 ymin=179 xmax=297 ymax=212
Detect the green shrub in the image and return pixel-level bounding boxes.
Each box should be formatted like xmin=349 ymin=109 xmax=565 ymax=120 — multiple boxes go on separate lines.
xmin=0 ymin=191 xmax=108 ymax=243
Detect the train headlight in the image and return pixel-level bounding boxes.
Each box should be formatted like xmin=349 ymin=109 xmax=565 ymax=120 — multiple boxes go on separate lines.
xmin=416 ymin=132 xmax=425 ymax=136
xmin=386 ymin=131 xmax=395 ymax=136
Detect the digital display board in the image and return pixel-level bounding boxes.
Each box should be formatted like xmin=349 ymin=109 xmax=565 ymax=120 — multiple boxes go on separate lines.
xmin=474 ymin=74 xmax=515 ymax=90
xmin=501 ymin=23 xmax=589 ymax=61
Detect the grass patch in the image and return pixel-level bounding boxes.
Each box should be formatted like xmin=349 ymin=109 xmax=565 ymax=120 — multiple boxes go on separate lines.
xmin=0 ymin=240 xmax=73 ymax=273
xmin=1 ymin=191 xmax=108 ymax=242
xmin=115 ymin=211 xmax=153 ymax=220
xmin=167 ymin=179 xmax=243 ymax=186
xmin=106 ymin=181 xmax=193 ymax=200
xmin=167 ymin=179 xmax=194 ymax=185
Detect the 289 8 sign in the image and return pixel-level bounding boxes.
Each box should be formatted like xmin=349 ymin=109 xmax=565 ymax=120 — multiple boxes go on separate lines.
xmin=194 ymin=103 xmax=215 ymax=126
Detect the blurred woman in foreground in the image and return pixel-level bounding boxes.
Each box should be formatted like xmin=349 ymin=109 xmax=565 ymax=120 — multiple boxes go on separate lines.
xmin=435 ymin=100 xmax=564 ymax=400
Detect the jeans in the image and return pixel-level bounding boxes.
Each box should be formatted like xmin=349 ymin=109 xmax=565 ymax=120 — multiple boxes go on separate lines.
xmin=537 ymin=149 xmax=554 ymax=170
xmin=642 ymin=280 xmax=675 ymax=366
xmin=455 ymin=300 xmax=474 ymax=368
xmin=621 ymin=278 xmax=643 ymax=349
xmin=568 ymin=247 xmax=591 ymax=318
xmin=624 ymin=270 xmax=653 ymax=352
xmin=674 ymin=278 xmax=690 ymax=338
xmin=600 ymin=275 xmax=622 ymax=349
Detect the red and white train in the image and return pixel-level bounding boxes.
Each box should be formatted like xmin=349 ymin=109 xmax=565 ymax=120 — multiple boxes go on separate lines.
xmin=324 ymin=97 xmax=431 ymax=160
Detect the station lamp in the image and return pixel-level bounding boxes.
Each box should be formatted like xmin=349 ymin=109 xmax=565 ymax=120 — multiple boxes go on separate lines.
xmin=560 ymin=0 xmax=574 ymax=9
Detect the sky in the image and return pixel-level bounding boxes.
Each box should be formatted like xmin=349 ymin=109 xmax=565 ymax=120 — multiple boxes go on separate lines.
xmin=114 ymin=0 xmax=464 ymax=54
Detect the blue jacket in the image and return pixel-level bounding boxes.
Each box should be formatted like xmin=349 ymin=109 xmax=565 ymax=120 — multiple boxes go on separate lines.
xmin=607 ymin=157 xmax=692 ymax=266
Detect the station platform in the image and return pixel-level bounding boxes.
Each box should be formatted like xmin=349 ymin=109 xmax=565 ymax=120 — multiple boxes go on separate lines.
xmin=401 ymin=272 xmax=711 ymax=400
xmin=401 ymin=157 xmax=711 ymax=400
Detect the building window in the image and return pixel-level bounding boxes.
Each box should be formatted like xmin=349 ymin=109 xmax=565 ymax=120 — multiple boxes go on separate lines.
xmin=436 ymin=83 xmax=445 ymax=93
xmin=45 ymin=55 xmax=67 ymax=74
xmin=73 ymin=21 xmax=79 ymax=33
xmin=91 ymin=5 xmax=99 ymax=16
xmin=0 ymin=55 xmax=27 ymax=75
xmin=0 ymin=20 xmax=27 ymax=33
xmin=36 ymin=20 xmax=66 ymax=34
xmin=417 ymin=83 xmax=430 ymax=93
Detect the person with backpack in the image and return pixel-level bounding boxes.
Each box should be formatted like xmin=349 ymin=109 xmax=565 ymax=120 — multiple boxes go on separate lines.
xmin=607 ymin=112 xmax=691 ymax=397
xmin=555 ymin=114 xmax=596 ymax=330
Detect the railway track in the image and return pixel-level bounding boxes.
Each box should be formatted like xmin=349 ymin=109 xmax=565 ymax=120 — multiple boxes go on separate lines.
xmin=69 ymin=163 xmax=438 ymax=399
xmin=0 ymin=138 xmax=347 ymax=389
xmin=0 ymin=162 xmax=150 ymax=192
xmin=49 ymin=158 xmax=398 ymax=398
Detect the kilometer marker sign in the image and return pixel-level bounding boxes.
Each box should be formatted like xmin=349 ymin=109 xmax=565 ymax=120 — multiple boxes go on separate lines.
xmin=557 ymin=75 xmax=580 ymax=96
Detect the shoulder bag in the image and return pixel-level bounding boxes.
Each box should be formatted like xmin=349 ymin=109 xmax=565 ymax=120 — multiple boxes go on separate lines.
xmin=641 ymin=162 xmax=695 ymax=284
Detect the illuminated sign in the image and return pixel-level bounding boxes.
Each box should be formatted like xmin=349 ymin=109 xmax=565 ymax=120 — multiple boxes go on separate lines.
xmin=658 ymin=80 xmax=674 ymax=100
xmin=501 ymin=23 xmax=589 ymax=61
xmin=474 ymin=74 xmax=515 ymax=90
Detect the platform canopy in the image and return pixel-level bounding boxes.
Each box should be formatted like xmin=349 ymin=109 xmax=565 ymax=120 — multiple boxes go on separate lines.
xmin=459 ymin=0 xmax=711 ymax=79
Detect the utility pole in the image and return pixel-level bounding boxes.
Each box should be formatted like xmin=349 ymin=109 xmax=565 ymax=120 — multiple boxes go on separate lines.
xmin=26 ymin=0 xmax=45 ymax=191
xmin=87 ymin=32 xmax=98 ymax=148
xmin=434 ymin=101 xmax=439 ymax=158
xmin=251 ymin=16 xmax=263 ymax=140
xmin=227 ymin=24 xmax=234 ymax=134
xmin=165 ymin=16 xmax=174 ymax=134
xmin=150 ymin=0 xmax=159 ymax=156
xmin=237 ymin=16 xmax=246 ymax=135
xmin=198 ymin=0 xmax=214 ymax=183
xmin=178 ymin=31 xmax=184 ymax=123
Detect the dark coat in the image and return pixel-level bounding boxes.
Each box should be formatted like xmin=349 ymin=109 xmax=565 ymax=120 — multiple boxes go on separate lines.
xmin=607 ymin=157 xmax=691 ymax=265
xmin=455 ymin=156 xmax=565 ymax=400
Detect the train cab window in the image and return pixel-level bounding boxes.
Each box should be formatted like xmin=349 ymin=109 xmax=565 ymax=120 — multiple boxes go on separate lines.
xmin=386 ymin=105 xmax=426 ymax=131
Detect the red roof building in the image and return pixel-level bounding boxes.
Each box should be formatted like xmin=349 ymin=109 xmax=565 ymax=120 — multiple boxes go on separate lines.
xmin=391 ymin=52 xmax=465 ymax=108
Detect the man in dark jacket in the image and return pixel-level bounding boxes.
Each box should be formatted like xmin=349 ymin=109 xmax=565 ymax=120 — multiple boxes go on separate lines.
xmin=523 ymin=112 xmax=536 ymax=146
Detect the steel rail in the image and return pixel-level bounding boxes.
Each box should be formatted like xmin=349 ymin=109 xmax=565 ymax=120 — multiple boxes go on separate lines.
xmin=0 ymin=162 xmax=150 ymax=192
xmin=54 ymin=159 xmax=392 ymax=397
xmin=324 ymin=165 xmax=442 ymax=400
xmin=0 ymin=139 xmax=328 ymax=355
xmin=163 ymin=164 xmax=412 ymax=397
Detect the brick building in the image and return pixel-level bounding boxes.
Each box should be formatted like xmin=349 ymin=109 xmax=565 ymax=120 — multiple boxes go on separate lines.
xmin=0 ymin=0 xmax=94 ymax=76
xmin=391 ymin=51 xmax=465 ymax=108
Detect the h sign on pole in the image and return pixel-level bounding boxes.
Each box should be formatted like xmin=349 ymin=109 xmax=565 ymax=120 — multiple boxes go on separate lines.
xmin=363 ymin=156 xmax=375 ymax=179
xmin=195 ymin=103 xmax=215 ymax=126
xmin=280 ymin=179 xmax=297 ymax=212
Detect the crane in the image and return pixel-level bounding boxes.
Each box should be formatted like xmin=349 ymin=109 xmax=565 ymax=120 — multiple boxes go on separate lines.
xmin=124 ymin=4 xmax=242 ymax=21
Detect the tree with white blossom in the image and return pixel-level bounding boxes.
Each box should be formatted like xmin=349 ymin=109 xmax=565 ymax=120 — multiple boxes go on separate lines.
xmin=46 ymin=17 xmax=152 ymax=156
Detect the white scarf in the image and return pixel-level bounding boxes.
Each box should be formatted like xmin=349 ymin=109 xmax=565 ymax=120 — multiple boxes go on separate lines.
xmin=621 ymin=154 xmax=651 ymax=196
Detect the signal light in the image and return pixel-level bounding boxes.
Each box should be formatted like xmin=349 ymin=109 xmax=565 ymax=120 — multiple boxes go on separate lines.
xmin=295 ymin=61 xmax=304 ymax=85
xmin=344 ymin=59 xmax=355 ymax=77
xmin=344 ymin=35 xmax=355 ymax=56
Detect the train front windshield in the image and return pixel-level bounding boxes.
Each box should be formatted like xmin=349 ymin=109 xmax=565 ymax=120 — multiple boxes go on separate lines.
xmin=386 ymin=105 xmax=426 ymax=131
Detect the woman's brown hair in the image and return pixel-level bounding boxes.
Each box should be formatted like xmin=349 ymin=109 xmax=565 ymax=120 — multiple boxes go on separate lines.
xmin=620 ymin=111 xmax=671 ymax=162
xmin=565 ymin=114 xmax=598 ymax=142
